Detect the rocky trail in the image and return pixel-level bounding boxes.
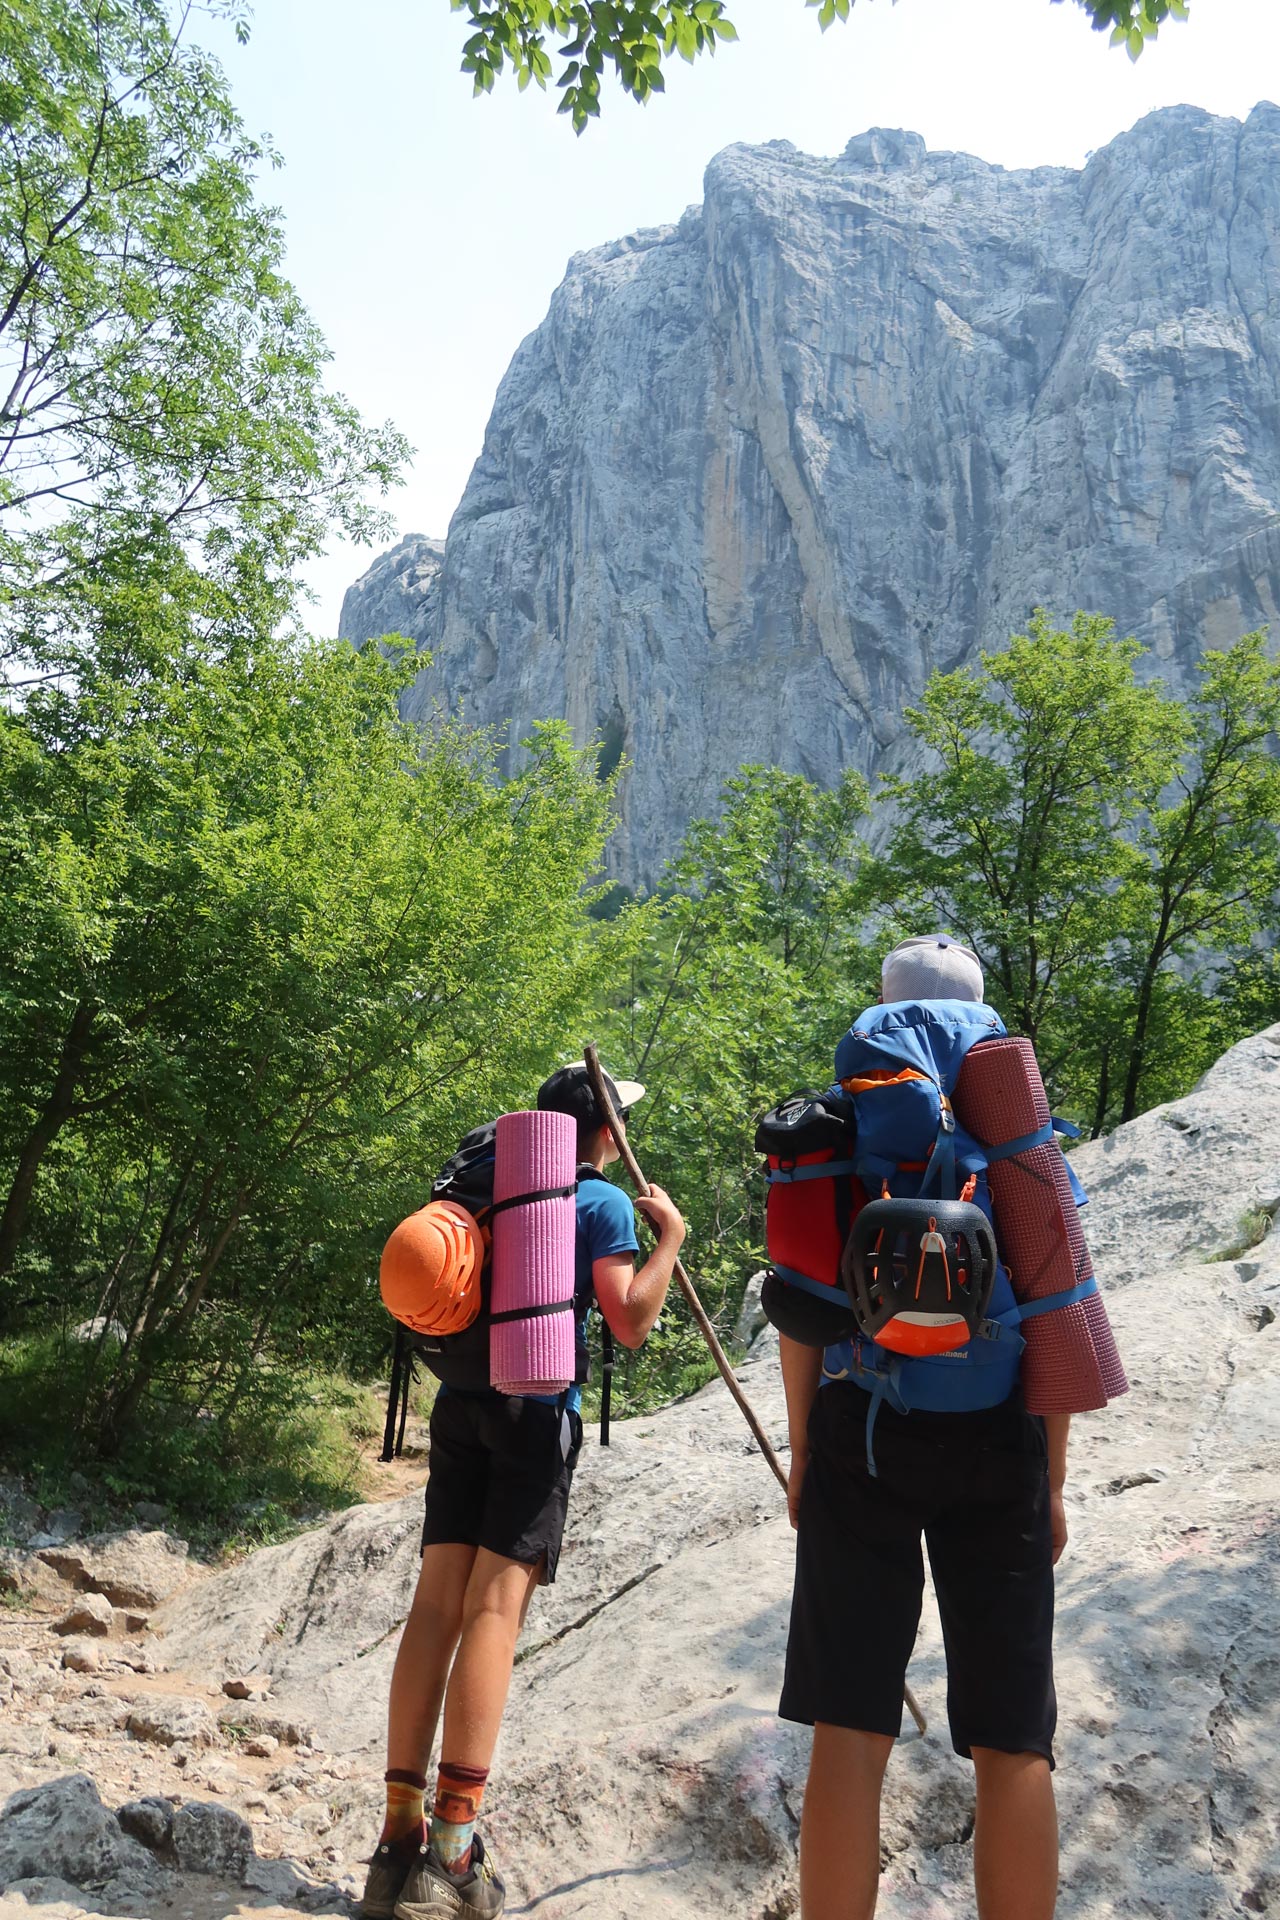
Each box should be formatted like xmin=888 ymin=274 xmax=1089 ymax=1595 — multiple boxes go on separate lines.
xmin=3 ymin=1026 xmax=1280 ymax=1919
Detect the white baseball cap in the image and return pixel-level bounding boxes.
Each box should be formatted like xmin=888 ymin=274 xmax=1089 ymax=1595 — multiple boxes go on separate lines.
xmin=881 ymin=936 xmax=984 ymax=1004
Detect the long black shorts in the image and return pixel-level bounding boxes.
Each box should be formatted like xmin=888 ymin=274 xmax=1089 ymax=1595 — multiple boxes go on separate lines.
xmin=780 ymin=1384 xmax=1057 ymax=1764
xmin=421 ymin=1388 xmax=583 ymax=1584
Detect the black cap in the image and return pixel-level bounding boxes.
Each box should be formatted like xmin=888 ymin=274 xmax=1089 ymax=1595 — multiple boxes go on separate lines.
xmin=537 ymin=1061 xmax=643 ymax=1134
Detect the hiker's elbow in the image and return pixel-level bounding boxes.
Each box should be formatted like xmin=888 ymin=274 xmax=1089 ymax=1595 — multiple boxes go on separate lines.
xmin=612 ymin=1312 xmax=648 ymax=1351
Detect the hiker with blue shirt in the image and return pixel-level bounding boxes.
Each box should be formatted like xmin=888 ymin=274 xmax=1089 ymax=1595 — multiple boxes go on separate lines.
xmin=360 ymin=1062 xmax=685 ymax=1920
xmin=778 ymin=935 xmax=1118 ymax=1920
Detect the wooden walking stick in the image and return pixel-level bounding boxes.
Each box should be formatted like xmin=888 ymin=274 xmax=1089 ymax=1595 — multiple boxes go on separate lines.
xmin=583 ymin=1044 xmax=928 ymax=1740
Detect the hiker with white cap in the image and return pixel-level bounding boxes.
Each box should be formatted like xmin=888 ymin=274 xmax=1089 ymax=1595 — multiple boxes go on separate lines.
xmin=359 ymin=1061 xmax=684 ymax=1920
xmin=879 ymin=933 xmax=985 ymax=1006
xmin=775 ymin=933 xmax=1123 ymax=1920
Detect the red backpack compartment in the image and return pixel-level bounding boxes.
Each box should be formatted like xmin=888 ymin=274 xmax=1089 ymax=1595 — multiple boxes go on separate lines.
xmin=756 ymin=1092 xmax=864 ymax=1347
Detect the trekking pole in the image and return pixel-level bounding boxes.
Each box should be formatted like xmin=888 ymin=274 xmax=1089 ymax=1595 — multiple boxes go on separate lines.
xmin=583 ymin=1044 xmax=928 ymax=1742
xmin=585 ymin=1044 xmax=789 ymax=1488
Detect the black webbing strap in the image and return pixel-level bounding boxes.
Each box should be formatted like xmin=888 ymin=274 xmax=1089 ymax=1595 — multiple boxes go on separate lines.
xmin=380 ymin=1323 xmax=407 ymax=1463
xmin=600 ymin=1321 xmax=614 ymax=1447
xmin=395 ymin=1348 xmax=412 ymax=1458
xmin=487 ymin=1182 xmax=577 ymax=1219
xmin=488 ymin=1296 xmax=575 ymax=1326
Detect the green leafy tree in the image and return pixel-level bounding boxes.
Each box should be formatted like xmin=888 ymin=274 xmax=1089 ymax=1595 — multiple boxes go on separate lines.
xmin=596 ymin=765 xmax=875 ymax=1404
xmin=872 ymin=611 xmax=1185 ymax=1101
xmin=0 ymin=625 xmax=632 ymax=1464
xmin=874 ymin=613 xmax=1280 ymax=1131
xmin=1109 ymin=632 xmax=1280 ymax=1122
xmin=0 ymin=0 xmax=405 ymax=669
xmin=447 ymin=0 xmax=1189 ymax=131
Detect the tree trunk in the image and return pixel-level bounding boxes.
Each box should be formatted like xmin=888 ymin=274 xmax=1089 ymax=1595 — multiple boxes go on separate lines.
xmin=103 ymin=1182 xmax=246 ymax=1451
xmin=1090 ymin=1042 xmax=1111 ymax=1140
xmin=1121 ymin=944 xmax=1168 ymax=1124
xmin=0 ymin=1002 xmax=96 ymax=1285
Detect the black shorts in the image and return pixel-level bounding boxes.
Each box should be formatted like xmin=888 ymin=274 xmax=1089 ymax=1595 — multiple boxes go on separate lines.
xmin=780 ymin=1384 xmax=1057 ymax=1765
xmin=420 ymin=1388 xmax=583 ymax=1584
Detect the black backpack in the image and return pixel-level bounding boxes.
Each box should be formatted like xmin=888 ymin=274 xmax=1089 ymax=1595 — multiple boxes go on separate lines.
xmin=379 ymin=1130 xmax=617 ymax=1459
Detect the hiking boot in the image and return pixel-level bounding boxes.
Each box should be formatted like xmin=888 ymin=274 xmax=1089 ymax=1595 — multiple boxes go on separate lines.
xmin=358 ymin=1839 xmax=420 ymax=1919
xmin=393 ymin=1835 xmax=505 ymax=1919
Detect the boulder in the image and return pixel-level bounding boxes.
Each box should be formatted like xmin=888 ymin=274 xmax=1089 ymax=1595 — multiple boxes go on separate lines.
xmin=27 ymin=1510 xmax=82 ymax=1551
xmin=0 ymin=1774 xmax=154 ymax=1892
xmin=123 ymin=1698 xmax=219 ymax=1749
xmin=59 ymin=1641 xmax=101 ymax=1674
xmin=37 ymin=1530 xmax=189 ymax=1610
xmin=0 ymin=1478 xmax=40 ymax=1541
xmin=734 ymin=1269 xmax=768 ymax=1348
xmin=169 ymin=1802 xmax=252 ymax=1880
xmin=111 ymin=1644 xmax=163 ymax=1676
xmin=216 ymin=1706 xmax=315 ymax=1748
xmin=221 ymin=1674 xmax=271 ymax=1700
xmin=51 ymin=1698 xmax=132 ymax=1737
xmin=0 ymin=1873 xmax=97 ymax=1909
xmin=115 ymin=1797 xmax=173 ymax=1852
xmin=69 ymin=1318 xmax=126 ymax=1347
xmin=52 ymin=1594 xmax=113 ymax=1638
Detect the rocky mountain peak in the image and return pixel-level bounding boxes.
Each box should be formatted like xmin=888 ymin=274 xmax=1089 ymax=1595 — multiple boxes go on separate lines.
xmin=341 ymin=105 xmax=1280 ymax=885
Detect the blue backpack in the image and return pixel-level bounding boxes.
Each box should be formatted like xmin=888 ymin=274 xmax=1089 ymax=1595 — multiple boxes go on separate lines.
xmin=822 ymin=999 xmax=1084 ymax=1471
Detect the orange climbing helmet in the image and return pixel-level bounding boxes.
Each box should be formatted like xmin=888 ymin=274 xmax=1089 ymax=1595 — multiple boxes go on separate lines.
xmin=379 ymin=1200 xmax=486 ymax=1338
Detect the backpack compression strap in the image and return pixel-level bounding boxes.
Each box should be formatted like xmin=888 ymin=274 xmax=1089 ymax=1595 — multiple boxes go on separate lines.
xmin=765 ymin=1158 xmax=859 ymax=1184
xmin=487 ymin=1182 xmax=578 ymax=1216
xmin=600 ymin=1320 xmax=614 ymax=1447
xmin=845 ymin=1275 xmax=1100 ymax=1477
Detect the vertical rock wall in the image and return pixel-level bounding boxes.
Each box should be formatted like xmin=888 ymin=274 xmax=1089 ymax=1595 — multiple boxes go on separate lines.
xmin=340 ymin=105 xmax=1280 ymax=884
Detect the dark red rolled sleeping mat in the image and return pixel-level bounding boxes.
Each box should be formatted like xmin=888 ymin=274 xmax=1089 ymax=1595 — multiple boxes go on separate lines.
xmin=954 ymin=1036 xmax=1128 ymax=1414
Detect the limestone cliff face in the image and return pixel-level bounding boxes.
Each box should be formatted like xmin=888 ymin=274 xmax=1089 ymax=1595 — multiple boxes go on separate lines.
xmin=340 ymin=105 xmax=1280 ymax=885
xmin=338 ymin=532 xmax=443 ymax=654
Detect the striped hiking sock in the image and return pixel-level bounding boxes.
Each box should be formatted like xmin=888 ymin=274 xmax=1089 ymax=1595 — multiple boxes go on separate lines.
xmin=429 ymin=1760 xmax=490 ymax=1877
xmin=378 ymin=1768 xmax=428 ymax=1860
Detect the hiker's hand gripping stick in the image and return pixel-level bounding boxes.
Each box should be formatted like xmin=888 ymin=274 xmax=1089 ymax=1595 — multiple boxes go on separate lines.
xmin=584 ymin=1044 xmax=789 ymax=1485
xmin=582 ymin=1043 xmax=929 ymax=1743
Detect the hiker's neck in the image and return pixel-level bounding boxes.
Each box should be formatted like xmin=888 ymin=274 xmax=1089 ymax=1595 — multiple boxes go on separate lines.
xmin=581 ymin=1125 xmax=620 ymax=1172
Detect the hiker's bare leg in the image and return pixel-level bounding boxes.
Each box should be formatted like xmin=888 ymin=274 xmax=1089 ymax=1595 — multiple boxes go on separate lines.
xmin=800 ymin=1725 xmax=894 ymax=1920
xmin=438 ymin=1547 xmax=543 ymax=1766
xmin=971 ymin=1747 xmax=1058 ymax=1920
xmin=386 ymin=1543 xmax=476 ymax=1773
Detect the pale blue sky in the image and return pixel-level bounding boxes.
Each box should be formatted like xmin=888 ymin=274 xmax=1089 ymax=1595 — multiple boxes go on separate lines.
xmin=196 ymin=0 xmax=1280 ymax=632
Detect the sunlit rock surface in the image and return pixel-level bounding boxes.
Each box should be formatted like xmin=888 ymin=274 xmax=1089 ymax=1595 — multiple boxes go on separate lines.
xmin=341 ymin=105 xmax=1280 ymax=885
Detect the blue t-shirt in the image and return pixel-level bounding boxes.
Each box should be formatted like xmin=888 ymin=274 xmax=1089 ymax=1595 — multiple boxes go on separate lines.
xmin=563 ymin=1172 xmax=639 ymax=1413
